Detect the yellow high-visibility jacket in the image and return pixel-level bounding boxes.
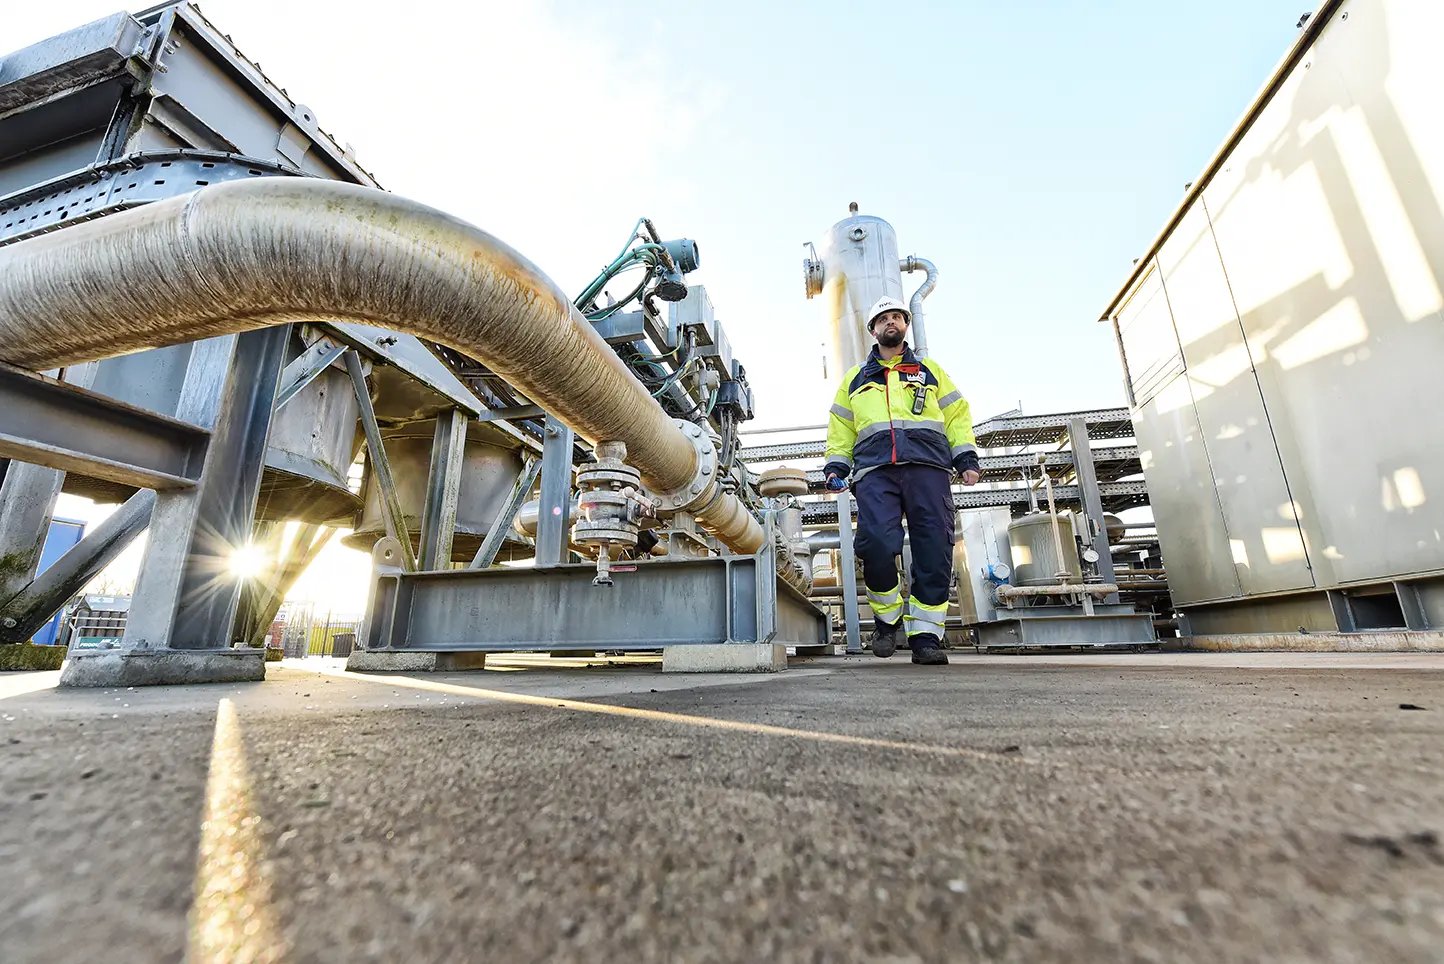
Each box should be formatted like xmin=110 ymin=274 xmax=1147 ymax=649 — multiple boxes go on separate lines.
xmin=823 ymin=345 xmax=978 ymax=482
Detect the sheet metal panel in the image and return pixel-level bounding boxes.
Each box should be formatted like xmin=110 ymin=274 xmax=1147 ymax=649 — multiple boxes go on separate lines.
xmin=1132 ymin=375 xmax=1241 ymax=604
xmin=1114 ymin=261 xmax=1183 ymax=407
xmin=0 ymin=13 xmax=143 ymax=115
xmin=1157 ymin=202 xmax=1313 ymax=595
xmin=1201 ymin=0 xmax=1444 ymax=587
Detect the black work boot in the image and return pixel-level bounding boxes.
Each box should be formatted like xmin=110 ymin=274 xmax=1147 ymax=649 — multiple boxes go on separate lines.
xmin=910 ymin=634 xmax=949 ymax=665
xmin=870 ymin=619 xmax=901 ymax=658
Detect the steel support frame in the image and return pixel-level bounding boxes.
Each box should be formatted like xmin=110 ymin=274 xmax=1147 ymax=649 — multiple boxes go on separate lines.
xmin=129 ymin=329 xmax=286 ymax=646
xmin=835 ymin=491 xmax=863 ymax=653
xmin=0 ymin=489 xmax=155 ymax=643
xmin=535 ymin=416 xmax=575 ymax=567
xmin=470 ymin=456 xmax=542 ymax=570
xmin=345 ymin=349 xmax=416 ymax=571
xmin=976 ymin=612 xmax=1157 ymax=649
xmin=361 ymin=515 xmax=826 ymax=654
xmin=0 ymin=363 xmax=209 ymax=491
xmin=417 ymin=408 xmax=468 ymax=570
xmin=1069 ymin=416 xmax=1120 ymax=603
xmin=274 ymin=340 xmax=348 ymax=411
xmin=61 ymin=327 xmax=289 ymax=683
xmin=0 ymin=363 xmax=98 ymax=603
xmin=235 ymin=524 xmax=334 ymax=646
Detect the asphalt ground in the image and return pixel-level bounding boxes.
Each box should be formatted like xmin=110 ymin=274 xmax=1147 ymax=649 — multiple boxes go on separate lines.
xmin=2 ymin=652 xmax=1443 ymax=963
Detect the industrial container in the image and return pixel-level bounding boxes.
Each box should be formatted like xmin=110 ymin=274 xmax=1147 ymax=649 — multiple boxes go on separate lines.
xmin=1100 ymin=0 xmax=1444 ymax=635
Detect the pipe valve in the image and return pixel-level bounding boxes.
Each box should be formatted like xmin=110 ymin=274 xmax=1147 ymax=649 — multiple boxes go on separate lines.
xmin=572 ymin=441 xmax=654 ymax=586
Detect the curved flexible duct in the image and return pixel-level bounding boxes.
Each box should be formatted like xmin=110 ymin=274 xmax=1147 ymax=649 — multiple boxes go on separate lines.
xmin=0 ymin=178 xmax=763 ymax=552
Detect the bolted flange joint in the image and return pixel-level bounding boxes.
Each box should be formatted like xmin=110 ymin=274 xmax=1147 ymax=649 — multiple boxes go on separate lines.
xmin=652 ymin=419 xmax=722 ymax=515
xmin=572 ymin=441 xmax=656 ymax=585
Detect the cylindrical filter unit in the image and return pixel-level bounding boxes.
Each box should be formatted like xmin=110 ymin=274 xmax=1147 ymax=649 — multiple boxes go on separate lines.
xmin=805 ymin=207 xmax=904 ymax=377
xmin=62 ymin=331 xmax=361 ymax=523
xmin=342 ymin=419 xmax=527 ymax=563
xmin=1007 ymin=511 xmax=1083 ymax=587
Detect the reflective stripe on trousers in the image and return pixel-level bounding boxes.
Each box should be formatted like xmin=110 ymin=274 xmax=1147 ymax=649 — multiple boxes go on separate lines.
xmin=867 ymin=583 xmax=904 ymax=625
xmin=905 ymin=597 xmax=948 ymax=640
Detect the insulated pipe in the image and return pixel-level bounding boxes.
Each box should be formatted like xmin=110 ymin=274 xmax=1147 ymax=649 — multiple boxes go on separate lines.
xmin=900 ymin=255 xmax=937 ymax=357
xmin=995 ymin=584 xmax=1120 ymax=600
xmin=0 ymin=178 xmax=763 ymax=552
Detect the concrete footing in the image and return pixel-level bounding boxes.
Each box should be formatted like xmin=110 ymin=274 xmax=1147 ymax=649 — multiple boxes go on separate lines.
xmin=1184 ymin=631 xmax=1444 ymax=652
xmin=345 ymin=650 xmax=489 ymax=672
xmin=662 ymin=642 xmax=787 ymax=673
xmin=794 ymin=643 xmax=846 ymax=657
xmin=59 ymin=649 xmax=266 ymax=687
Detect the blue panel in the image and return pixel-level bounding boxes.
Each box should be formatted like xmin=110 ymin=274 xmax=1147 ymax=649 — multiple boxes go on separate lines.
xmin=31 ymin=517 xmax=85 ymax=646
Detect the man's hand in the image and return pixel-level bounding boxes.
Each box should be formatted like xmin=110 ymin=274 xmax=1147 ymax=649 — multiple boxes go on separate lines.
xmin=960 ymin=469 xmax=981 ymax=486
xmin=826 ymin=473 xmax=849 ymax=492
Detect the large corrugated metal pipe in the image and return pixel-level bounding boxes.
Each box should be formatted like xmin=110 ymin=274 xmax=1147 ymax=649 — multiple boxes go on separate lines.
xmin=0 ymin=178 xmax=763 ymax=552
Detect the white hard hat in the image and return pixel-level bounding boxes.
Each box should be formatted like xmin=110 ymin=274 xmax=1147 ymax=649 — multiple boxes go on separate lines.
xmin=865 ymin=296 xmax=911 ymax=331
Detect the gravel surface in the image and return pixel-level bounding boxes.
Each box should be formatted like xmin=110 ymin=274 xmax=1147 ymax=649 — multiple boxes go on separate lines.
xmin=2 ymin=654 xmax=1442 ymax=962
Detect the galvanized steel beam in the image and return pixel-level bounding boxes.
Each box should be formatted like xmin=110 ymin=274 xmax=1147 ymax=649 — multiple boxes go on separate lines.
xmin=361 ymin=558 xmax=827 ymax=653
xmin=1070 ymin=417 xmax=1120 ymax=603
xmin=836 ymin=491 xmax=862 ymax=654
xmin=0 ymin=489 xmax=154 ymax=643
xmin=345 ymin=349 xmax=416 ymax=572
xmin=417 ymin=409 xmax=467 ymax=571
xmin=274 ymin=340 xmax=347 ymax=412
xmin=69 ymin=327 xmax=286 ymax=668
xmin=0 ymin=363 xmax=209 ymax=491
xmin=534 ymin=416 xmax=575 ymax=567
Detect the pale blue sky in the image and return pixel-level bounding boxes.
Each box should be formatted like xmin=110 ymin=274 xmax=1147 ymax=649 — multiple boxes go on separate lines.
xmin=10 ymin=0 xmax=1312 ymax=421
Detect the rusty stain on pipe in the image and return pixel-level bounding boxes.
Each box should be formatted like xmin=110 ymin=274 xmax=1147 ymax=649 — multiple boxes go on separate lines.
xmin=0 ymin=178 xmax=763 ymax=551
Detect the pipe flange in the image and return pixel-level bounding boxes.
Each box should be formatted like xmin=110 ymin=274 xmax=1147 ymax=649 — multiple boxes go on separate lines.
xmin=576 ymin=466 xmax=643 ymax=489
xmin=573 ymin=443 xmax=647 ymax=550
xmin=574 ymin=489 xmax=640 ymax=548
xmin=653 ymin=419 xmax=720 ymax=512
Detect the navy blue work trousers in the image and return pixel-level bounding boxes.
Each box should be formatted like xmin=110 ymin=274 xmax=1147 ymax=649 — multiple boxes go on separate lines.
xmin=852 ymin=463 xmax=955 ymax=608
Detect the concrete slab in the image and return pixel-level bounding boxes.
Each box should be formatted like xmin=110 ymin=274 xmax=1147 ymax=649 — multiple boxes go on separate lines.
xmin=344 ymin=650 xmax=488 ymax=673
xmin=793 ymin=643 xmax=846 ymax=657
xmin=1186 ymin=630 xmax=1444 ymax=652
xmin=661 ymin=642 xmax=787 ymax=673
xmin=57 ymin=648 xmax=265 ymax=687
xmin=5 ymin=653 xmax=1444 ymax=961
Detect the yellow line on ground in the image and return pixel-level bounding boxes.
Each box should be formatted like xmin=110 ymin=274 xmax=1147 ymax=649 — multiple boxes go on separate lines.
xmin=187 ymin=698 xmax=288 ymax=964
xmin=315 ymin=666 xmax=1029 ymax=765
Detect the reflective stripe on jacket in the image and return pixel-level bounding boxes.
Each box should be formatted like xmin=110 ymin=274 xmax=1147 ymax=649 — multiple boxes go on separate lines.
xmin=824 ymin=344 xmax=976 ymax=480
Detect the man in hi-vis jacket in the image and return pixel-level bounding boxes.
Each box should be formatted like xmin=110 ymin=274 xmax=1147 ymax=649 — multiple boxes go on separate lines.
xmin=823 ymin=296 xmax=980 ymax=665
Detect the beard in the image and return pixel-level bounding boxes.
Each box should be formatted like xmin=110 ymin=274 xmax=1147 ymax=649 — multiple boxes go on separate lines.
xmin=876 ymin=329 xmax=905 ymax=349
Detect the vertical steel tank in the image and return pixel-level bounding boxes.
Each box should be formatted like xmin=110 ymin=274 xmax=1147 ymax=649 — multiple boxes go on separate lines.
xmin=1007 ymin=511 xmax=1083 ymax=586
xmin=343 ymin=419 xmax=526 ymax=563
xmin=804 ymin=204 xmax=904 ymax=378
